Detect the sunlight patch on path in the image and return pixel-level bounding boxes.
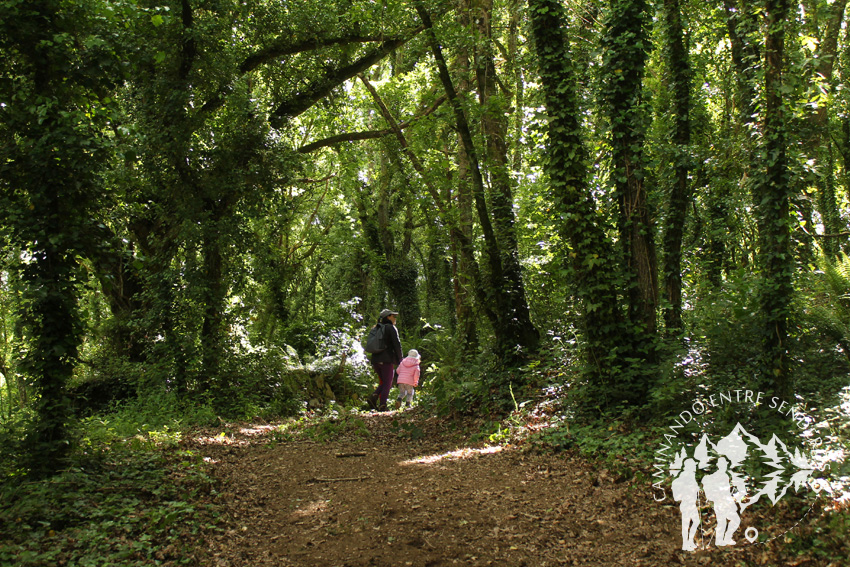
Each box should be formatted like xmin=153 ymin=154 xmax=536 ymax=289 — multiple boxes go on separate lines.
xmin=192 ymin=434 xmax=251 ymax=446
xmin=400 ymin=445 xmax=504 ymax=466
xmin=291 ymin=499 xmax=331 ymax=519
xmin=190 ymin=423 xmax=277 ymax=446
xmin=239 ymin=424 xmax=277 ymax=436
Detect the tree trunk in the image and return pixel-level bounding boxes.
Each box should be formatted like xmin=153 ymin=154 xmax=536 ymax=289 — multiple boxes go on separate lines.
xmin=471 ymin=0 xmax=540 ymax=355
xmin=21 ymin=245 xmax=79 ymax=477
xmin=508 ymin=0 xmax=523 ymax=170
xmin=416 ymin=1 xmax=538 ymax=361
xmin=452 ymin=18 xmax=480 ymax=349
xmin=529 ymin=0 xmax=642 ymax=406
xmin=661 ymin=0 xmax=692 ymax=335
xmin=601 ymin=0 xmax=659 ymax=344
xmin=818 ymin=143 xmax=841 ymax=258
xmin=705 ymin=178 xmax=730 ymax=287
xmin=200 ymin=219 xmax=227 ymax=398
xmin=3 ymin=1 xmax=101 ymax=476
xmin=811 ymin=0 xmax=847 ymax=258
xmin=724 ymin=0 xmax=760 ymax=126
xmin=757 ymin=0 xmax=792 ymax=399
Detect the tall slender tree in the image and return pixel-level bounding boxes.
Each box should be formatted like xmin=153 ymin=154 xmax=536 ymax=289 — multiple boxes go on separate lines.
xmin=529 ymin=0 xmax=644 ymax=406
xmin=660 ymin=0 xmax=693 ymax=335
xmin=469 ymin=0 xmax=539 ymax=356
xmin=0 ymin=0 xmax=117 ymax=475
xmin=415 ymin=1 xmax=539 ymax=360
xmin=600 ymin=0 xmax=659 ymax=349
xmin=808 ymin=0 xmax=847 ymax=258
xmin=756 ymin=0 xmax=792 ymax=399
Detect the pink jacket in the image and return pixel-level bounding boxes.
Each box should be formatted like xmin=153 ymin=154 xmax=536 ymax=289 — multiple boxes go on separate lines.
xmin=396 ymin=356 xmax=420 ymax=387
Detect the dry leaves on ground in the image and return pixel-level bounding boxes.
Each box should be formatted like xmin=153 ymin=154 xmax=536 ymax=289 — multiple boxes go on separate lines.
xmin=186 ymin=410 xmax=815 ymax=567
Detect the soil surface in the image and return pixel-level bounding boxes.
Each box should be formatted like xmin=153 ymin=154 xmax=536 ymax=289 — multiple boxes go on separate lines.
xmin=187 ymin=409 xmax=813 ymax=567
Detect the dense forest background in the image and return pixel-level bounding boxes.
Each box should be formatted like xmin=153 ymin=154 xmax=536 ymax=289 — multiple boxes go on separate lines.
xmin=2 ymin=0 xmax=850 ymax=487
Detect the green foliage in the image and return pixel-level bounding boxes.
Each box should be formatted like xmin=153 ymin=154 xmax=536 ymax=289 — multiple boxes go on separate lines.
xmin=689 ymin=268 xmax=762 ymax=384
xmin=784 ymin=507 xmax=850 ymax=565
xmin=426 ymin=375 xmax=488 ymax=415
xmin=272 ymin=404 xmax=370 ymax=443
xmin=528 ymin=0 xmax=657 ymax=410
xmin=0 ymin=437 xmax=217 ymax=566
xmin=79 ymin=392 xmax=218 ymax=444
xmin=804 ymin=252 xmax=850 ymax=358
xmin=0 ymin=407 xmax=31 ymax=479
xmin=532 ymin=416 xmax=658 ymax=466
xmin=0 ymin=0 xmax=125 ymax=475
xmin=303 ymin=413 xmax=370 ymax=443
xmin=390 ymin=418 xmax=425 ymax=441
xmin=412 ymin=324 xmax=508 ymax=415
xmin=1 ymin=0 xmax=850 ymax=507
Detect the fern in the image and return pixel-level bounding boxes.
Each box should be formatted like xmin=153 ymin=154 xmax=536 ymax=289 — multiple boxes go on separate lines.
xmin=806 ymin=252 xmax=850 ymax=360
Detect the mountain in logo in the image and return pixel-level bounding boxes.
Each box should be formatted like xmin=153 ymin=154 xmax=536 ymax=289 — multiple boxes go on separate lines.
xmin=669 ymin=422 xmax=816 ymax=510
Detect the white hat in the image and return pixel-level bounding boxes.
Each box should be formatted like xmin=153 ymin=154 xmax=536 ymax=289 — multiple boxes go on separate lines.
xmin=407 ymin=349 xmax=420 ymax=359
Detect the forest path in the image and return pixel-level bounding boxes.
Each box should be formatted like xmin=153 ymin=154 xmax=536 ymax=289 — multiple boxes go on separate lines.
xmin=189 ymin=410 xmax=756 ymax=566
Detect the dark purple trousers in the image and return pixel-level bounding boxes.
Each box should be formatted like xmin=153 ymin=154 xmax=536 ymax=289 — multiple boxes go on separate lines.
xmin=371 ymin=361 xmax=395 ymax=408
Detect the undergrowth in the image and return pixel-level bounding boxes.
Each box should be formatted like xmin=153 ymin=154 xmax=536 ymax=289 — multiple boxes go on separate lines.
xmin=0 ymin=443 xmax=218 ymax=567
xmin=268 ymin=403 xmax=371 ymax=444
xmin=0 ymin=393 xmax=222 ymax=567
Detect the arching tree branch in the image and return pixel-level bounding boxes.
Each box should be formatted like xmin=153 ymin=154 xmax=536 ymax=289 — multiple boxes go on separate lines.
xmin=200 ymin=34 xmax=402 ymax=115
xmin=240 ymin=35 xmax=392 ymax=74
xmin=268 ymin=32 xmax=423 ymax=126
xmin=297 ymin=95 xmax=445 ymax=153
xmin=298 ymin=129 xmax=397 ymax=153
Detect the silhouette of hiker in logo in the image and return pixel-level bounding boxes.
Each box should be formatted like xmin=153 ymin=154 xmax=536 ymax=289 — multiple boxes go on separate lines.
xmin=671 ymin=458 xmax=700 ymax=551
xmin=702 ymin=456 xmax=740 ymax=546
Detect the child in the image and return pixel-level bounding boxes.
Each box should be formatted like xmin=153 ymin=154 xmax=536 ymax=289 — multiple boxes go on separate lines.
xmin=394 ymin=349 xmax=420 ymax=410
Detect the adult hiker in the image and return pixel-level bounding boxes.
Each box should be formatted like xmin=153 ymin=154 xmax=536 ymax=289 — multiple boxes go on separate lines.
xmin=366 ymin=308 xmax=403 ymax=411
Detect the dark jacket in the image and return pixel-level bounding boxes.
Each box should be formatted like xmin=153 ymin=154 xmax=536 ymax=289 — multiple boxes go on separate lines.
xmin=371 ymin=320 xmax=403 ymax=366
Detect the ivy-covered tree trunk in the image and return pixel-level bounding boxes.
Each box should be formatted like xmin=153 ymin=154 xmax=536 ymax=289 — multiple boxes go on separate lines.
xmin=416 ymin=1 xmax=538 ymax=362
xmin=841 ymin=68 xmax=850 ymax=256
xmin=756 ymin=0 xmax=792 ymax=399
xmin=507 ymin=0 xmax=524 ymax=171
xmin=529 ymin=0 xmax=641 ymax=406
xmin=711 ymin=0 xmax=761 ymax=284
xmin=0 ymin=0 xmax=109 ymax=476
xmin=705 ymin=169 xmax=732 ymax=287
xmin=471 ymin=0 xmax=540 ymax=356
xmin=809 ymin=0 xmax=847 ymax=258
xmin=600 ymin=0 xmax=659 ymax=354
xmin=660 ymin=0 xmax=692 ymax=336
xmin=200 ymin=219 xmax=228 ymax=396
xmin=724 ymin=0 xmax=760 ymax=124
xmin=450 ymin=27 xmax=479 ymax=348
xmin=817 ymin=144 xmax=842 ymax=258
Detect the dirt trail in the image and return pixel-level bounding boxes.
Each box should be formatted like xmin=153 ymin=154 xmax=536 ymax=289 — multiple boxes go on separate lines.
xmin=189 ymin=411 xmax=769 ymax=566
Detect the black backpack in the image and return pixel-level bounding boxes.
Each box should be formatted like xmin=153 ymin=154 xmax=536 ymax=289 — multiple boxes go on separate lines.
xmin=364 ymin=323 xmax=387 ymax=354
